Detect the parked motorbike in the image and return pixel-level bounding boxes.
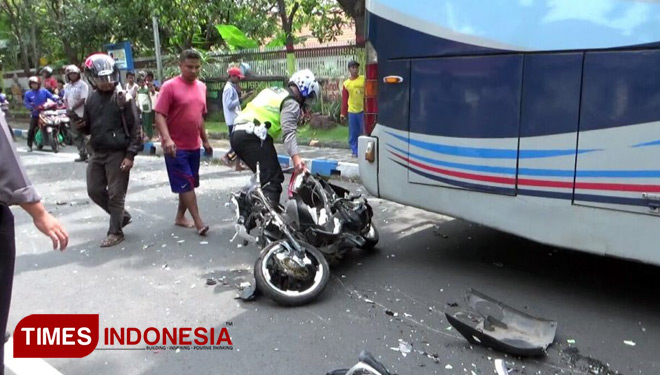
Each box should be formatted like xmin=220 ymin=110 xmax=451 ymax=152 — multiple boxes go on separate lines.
xmin=35 ymin=99 xmax=70 ymax=152
xmin=230 ymin=163 xmax=331 ymax=306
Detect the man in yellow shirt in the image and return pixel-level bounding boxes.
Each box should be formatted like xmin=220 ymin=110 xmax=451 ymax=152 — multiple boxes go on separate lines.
xmin=340 ymin=60 xmax=365 ymax=158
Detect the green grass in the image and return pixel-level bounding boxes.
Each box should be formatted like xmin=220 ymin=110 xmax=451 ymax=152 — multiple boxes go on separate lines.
xmin=206 ymin=121 xmax=349 ymax=144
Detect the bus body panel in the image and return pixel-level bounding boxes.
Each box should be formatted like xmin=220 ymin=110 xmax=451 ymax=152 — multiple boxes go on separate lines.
xmin=363 ymin=0 xmax=660 ymax=263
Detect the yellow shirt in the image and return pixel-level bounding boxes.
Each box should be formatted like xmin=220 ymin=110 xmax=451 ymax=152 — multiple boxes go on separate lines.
xmin=343 ymin=75 xmax=365 ymax=114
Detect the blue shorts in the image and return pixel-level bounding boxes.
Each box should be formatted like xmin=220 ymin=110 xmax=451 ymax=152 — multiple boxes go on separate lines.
xmin=165 ymin=150 xmax=200 ymax=193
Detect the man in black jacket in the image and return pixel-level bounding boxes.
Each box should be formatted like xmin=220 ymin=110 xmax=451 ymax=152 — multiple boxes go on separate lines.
xmin=78 ymin=54 xmax=141 ymax=247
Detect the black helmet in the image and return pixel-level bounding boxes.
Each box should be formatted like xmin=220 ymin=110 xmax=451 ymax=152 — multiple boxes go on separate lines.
xmin=84 ymin=53 xmax=120 ymax=89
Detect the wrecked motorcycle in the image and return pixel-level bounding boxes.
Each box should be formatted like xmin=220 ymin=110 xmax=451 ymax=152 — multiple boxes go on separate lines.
xmin=230 ymin=163 xmax=331 ymax=306
xmin=285 ymin=169 xmax=379 ymax=265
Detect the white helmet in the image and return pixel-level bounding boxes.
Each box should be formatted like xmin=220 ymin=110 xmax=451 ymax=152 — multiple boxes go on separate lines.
xmin=65 ymin=65 xmax=81 ymax=75
xmin=289 ymin=69 xmax=320 ymax=100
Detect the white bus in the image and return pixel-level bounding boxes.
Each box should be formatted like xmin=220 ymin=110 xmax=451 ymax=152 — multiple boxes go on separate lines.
xmin=358 ymin=0 xmax=660 ymax=264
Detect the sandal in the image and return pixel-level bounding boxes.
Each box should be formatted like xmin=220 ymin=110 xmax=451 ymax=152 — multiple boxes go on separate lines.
xmin=101 ymin=234 xmax=124 ymax=248
xmin=197 ymin=226 xmax=209 ymax=236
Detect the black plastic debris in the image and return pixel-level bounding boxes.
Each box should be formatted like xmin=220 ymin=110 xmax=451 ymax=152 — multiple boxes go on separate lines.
xmin=327 ymin=351 xmax=392 ymax=375
xmin=206 ymin=278 xmax=217 ymax=286
xmin=445 ymin=289 xmax=557 ymax=357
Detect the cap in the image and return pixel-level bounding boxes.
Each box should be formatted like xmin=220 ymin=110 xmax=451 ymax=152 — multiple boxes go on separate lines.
xmin=228 ymin=67 xmax=245 ymax=79
xmin=348 ymin=60 xmax=360 ymax=68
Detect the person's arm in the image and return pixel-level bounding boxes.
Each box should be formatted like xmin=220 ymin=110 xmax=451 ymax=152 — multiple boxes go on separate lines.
xmin=0 ymin=117 xmax=68 ymax=250
xmin=72 ymin=83 xmax=88 ymax=111
xmin=23 ymin=91 xmax=32 ymax=111
xmin=77 ymin=98 xmax=91 ymax=134
xmin=280 ymin=99 xmax=305 ymax=172
xmin=223 ymin=86 xmax=240 ymax=111
xmin=341 ymin=84 xmax=349 ymax=120
xmin=200 ymin=85 xmax=212 ymax=155
xmin=153 ymin=84 xmax=175 ymax=157
xmin=123 ymin=98 xmax=141 ymax=162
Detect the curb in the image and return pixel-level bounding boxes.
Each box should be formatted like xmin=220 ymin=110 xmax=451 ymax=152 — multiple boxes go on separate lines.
xmin=12 ymin=128 xmax=360 ymax=180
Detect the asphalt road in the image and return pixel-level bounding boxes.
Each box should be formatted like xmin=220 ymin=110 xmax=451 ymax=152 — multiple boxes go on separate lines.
xmin=5 ymin=144 xmax=660 ymax=375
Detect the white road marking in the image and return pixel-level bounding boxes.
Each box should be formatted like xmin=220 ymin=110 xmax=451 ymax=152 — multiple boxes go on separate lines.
xmin=4 ymin=337 xmax=64 ymax=375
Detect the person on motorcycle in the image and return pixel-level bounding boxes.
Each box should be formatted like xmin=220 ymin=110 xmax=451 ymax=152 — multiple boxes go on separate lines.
xmin=64 ymin=64 xmax=90 ymax=162
xmin=23 ymin=76 xmax=57 ymax=152
xmin=77 ymin=53 xmax=141 ymax=247
xmin=230 ymin=69 xmax=320 ymax=205
xmin=40 ymin=66 xmax=58 ymax=93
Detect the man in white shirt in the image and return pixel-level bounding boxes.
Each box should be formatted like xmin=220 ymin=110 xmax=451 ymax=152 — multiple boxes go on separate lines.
xmin=64 ymin=64 xmax=90 ymax=162
xmin=221 ymin=67 xmax=250 ymax=166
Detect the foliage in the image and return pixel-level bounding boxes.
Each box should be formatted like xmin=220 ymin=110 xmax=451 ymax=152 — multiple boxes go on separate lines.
xmin=0 ymin=0 xmax=356 ymax=71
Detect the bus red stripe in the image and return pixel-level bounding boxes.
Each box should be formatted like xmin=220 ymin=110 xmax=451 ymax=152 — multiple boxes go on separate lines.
xmin=391 ymin=151 xmax=660 ymax=193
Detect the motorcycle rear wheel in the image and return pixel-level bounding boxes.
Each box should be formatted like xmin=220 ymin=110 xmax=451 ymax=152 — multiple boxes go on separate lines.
xmin=254 ymin=240 xmax=330 ymax=307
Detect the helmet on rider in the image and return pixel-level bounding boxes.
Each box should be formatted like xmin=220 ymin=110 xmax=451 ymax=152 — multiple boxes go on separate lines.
xmin=84 ymin=54 xmax=119 ymax=91
xmin=28 ymin=76 xmax=40 ymax=89
xmin=65 ymin=65 xmax=81 ymax=82
xmin=289 ymin=69 xmax=320 ymax=103
xmin=40 ymin=66 xmax=53 ymax=77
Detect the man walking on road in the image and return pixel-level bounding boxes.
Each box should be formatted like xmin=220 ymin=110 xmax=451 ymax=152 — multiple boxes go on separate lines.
xmin=340 ymin=60 xmax=365 ymax=158
xmin=64 ymin=64 xmax=90 ymax=162
xmin=23 ymin=76 xmax=57 ymax=152
xmin=0 ymin=110 xmax=68 ymax=374
xmin=78 ymin=53 xmax=141 ymax=247
xmin=154 ymin=49 xmax=212 ymax=236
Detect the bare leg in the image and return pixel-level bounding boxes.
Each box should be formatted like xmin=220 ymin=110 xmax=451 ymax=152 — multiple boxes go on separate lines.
xmin=174 ymin=196 xmax=194 ymax=228
xmin=179 ymin=190 xmax=208 ymax=234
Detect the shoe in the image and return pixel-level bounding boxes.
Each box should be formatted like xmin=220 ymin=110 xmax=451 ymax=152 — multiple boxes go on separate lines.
xmin=27 ymin=147 xmax=33 ymax=152
xmin=100 ymin=234 xmax=124 ymax=248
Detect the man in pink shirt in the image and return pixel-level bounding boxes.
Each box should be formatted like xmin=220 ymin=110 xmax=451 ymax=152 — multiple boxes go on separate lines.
xmin=154 ymin=49 xmax=213 ymax=235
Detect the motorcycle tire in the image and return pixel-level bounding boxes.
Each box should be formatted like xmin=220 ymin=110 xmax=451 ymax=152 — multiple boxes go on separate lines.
xmin=360 ymin=224 xmax=379 ymax=250
xmin=254 ymin=240 xmax=330 ymax=307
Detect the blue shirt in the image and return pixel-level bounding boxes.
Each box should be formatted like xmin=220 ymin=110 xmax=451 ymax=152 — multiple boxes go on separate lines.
xmin=23 ymin=89 xmax=55 ymax=118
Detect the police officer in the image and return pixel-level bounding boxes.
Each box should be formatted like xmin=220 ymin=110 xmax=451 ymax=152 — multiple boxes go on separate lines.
xmin=230 ymin=69 xmax=320 ymax=205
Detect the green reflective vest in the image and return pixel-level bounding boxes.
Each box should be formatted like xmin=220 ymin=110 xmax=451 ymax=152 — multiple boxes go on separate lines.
xmin=234 ymin=87 xmax=291 ymax=139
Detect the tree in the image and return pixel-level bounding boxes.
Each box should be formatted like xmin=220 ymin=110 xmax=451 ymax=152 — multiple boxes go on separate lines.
xmin=335 ymin=0 xmax=365 ymax=45
xmin=0 ymin=0 xmax=31 ymax=73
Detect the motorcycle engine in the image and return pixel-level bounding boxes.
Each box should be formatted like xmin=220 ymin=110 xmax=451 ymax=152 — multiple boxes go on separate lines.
xmin=336 ymin=200 xmax=370 ymax=232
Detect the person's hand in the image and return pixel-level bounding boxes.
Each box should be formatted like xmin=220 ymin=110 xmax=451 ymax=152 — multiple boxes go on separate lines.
xmin=203 ymin=141 xmax=213 ymax=157
xmin=75 ymin=120 xmax=85 ymax=130
xmin=120 ymin=158 xmax=134 ymax=172
xmin=33 ymin=211 xmax=68 ymax=251
xmin=163 ymin=137 xmax=177 ymax=157
xmin=291 ymin=154 xmax=307 ymax=174
xmin=340 ymin=114 xmax=346 ymax=123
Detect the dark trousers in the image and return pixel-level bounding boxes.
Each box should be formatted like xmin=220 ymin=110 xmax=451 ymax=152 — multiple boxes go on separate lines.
xmin=230 ymin=130 xmax=284 ymax=205
xmin=0 ymin=205 xmax=15 ymax=375
xmin=26 ymin=116 xmax=38 ymax=148
xmin=86 ymin=150 xmax=131 ymax=235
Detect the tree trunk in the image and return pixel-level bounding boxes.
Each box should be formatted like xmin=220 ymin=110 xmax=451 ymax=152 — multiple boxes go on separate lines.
xmin=354 ymin=12 xmax=365 ymax=46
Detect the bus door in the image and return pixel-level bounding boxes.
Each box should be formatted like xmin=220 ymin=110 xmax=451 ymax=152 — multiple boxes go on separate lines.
xmin=575 ymin=50 xmax=660 ymax=215
xmin=406 ymin=55 xmax=524 ymax=196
